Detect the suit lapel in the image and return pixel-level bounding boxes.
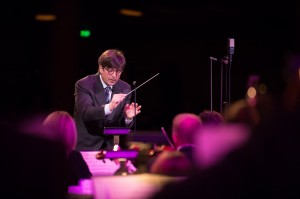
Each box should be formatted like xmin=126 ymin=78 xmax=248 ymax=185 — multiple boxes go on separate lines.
xmin=93 ymin=73 xmax=106 ymax=106
xmin=112 ymin=83 xmax=123 ymax=94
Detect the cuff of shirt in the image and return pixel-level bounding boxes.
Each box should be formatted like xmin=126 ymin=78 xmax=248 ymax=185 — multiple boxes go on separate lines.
xmin=104 ymin=104 xmax=113 ymax=115
xmin=125 ymin=117 xmax=133 ymax=125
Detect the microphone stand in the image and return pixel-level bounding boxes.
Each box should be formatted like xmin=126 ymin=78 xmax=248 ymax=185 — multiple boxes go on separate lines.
xmin=220 ymin=56 xmax=229 ymax=114
xmin=132 ymin=81 xmax=137 ymax=133
xmin=228 ymin=54 xmax=233 ymax=108
xmin=220 ymin=58 xmax=224 ymax=114
xmin=209 ymin=57 xmax=218 ymax=111
xmin=210 ymin=58 xmax=213 ymax=111
xmin=227 ymin=38 xmax=235 ymax=109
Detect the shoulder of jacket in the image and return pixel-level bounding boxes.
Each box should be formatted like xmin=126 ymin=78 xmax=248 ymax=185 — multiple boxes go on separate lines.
xmin=76 ymin=74 xmax=98 ymax=84
xmin=117 ymin=79 xmax=130 ymax=88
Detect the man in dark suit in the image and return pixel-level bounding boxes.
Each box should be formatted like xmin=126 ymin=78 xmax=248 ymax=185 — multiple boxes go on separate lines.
xmin=74 ymin=49 xmax=141 ymax=151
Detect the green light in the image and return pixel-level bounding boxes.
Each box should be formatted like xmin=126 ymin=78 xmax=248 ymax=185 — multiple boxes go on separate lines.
xmin=80 ymin=30 xmax=91 ymax=38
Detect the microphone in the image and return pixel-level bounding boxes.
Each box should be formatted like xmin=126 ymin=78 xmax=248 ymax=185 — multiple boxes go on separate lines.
xmin=227 ymin=38 xmax=235 ymax=62
xmin=209 ymin=57 xmax=218 ymax=61
xmin=228 ymin=38 xmax=235 ymax=55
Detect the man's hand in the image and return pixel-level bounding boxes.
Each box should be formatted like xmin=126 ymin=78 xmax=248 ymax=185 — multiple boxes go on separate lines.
xmin=108 ymin=94 xmax=127 ymax=111
xmin=124 ymin=102 xmax=142 ymax=119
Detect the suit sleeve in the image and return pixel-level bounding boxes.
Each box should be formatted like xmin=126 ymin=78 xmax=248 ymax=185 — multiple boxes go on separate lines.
xmin=75 ymin=79 xmax=106 ymax=122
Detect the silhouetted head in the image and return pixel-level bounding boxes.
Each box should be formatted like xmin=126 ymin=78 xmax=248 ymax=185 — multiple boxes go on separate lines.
xmin=199 ymin=110 xmax=224 ymax=126
xmin=172 ymin=113 xmax=202 ymax=148
xmin=42 ymin=111 xmax=77 ymax=156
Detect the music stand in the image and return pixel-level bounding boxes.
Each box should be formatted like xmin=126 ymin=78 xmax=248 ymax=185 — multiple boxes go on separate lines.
xmin=103 ymin=127 xmax=131 ymax=147
xmin=103 ymin=128 xmax=135 ymax=175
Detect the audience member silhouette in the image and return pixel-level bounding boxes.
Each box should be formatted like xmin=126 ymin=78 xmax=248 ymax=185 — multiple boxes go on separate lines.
xmin=171 ymin=113 xmax=203 ymax=162
xmin=42 ymin=111 xmax=92 ymax=186
xmin=0 ymin=118 xmax=68 ymax=199
xmin=149 ymin=113 xmax=202 ymax=175
xmin=151 ymin=104 xmax=300 ymax=198
xmin=150 ymin=150 xmax=194 ymax=176
xmin=198 ymin=110 xmax=224 ymax=126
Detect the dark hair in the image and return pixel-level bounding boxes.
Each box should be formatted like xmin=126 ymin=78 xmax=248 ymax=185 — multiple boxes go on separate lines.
xmin=98 ymin=49 xmax=126 ymax=70
xmin=199 ymin=110 xmax=224 ymax=126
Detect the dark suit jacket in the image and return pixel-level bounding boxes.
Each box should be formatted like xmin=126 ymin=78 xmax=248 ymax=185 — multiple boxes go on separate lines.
xmin=74 ymin=73 xmax=133 ymax=151
xmin=178 ymin=145 xmax=198 ymax=170
xmin=178 ymin=145 xmax=195 ymax=162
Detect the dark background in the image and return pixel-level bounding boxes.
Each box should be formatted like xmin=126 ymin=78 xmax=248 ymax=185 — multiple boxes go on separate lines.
xmin=2 ymin=1 xmax=300 ymax=131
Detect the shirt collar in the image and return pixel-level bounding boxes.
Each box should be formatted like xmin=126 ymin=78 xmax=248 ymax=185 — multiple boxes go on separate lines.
xmin=99 ymin=74 xmax=112 ymax=89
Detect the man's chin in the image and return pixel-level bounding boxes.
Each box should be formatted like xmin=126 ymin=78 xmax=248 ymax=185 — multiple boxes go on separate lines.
xmin=108 ymin=80 xmax=117 ymax=85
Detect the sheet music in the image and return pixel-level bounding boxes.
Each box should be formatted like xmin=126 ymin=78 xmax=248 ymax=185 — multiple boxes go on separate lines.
xmin=80 ymin=151 xmax=119 ymax=176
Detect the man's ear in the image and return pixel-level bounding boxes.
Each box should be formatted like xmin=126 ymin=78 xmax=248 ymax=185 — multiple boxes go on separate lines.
xmin=98 ymin=65 xmax=103 ymax=73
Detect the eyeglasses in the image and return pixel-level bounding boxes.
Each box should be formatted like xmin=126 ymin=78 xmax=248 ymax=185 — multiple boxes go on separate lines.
xmin=103 ymin=67 xmax=123 ymax=76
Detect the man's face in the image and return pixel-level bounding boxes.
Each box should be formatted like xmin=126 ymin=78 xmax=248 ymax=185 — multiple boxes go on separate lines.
xmin=99 ymin=65 xmax=123 ymax=86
